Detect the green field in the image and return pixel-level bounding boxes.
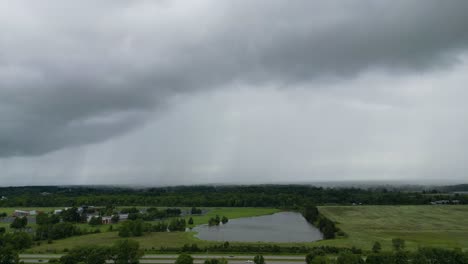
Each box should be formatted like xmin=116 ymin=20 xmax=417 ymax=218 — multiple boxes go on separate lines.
xmin=9 ymin=205 xmax=468 ymax=253
xmin=317 ymin=205 xmax=468 ymax=251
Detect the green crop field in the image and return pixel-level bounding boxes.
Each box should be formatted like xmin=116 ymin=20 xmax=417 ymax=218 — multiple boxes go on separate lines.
xmin=316 ymin=205 xmax=468 ymax=251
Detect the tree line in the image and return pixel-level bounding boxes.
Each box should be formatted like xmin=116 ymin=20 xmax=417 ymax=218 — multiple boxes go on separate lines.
xmin=1 ymin=185 xmax=466 ymax=207
xmin=302 ymin=205 xmax=340 ymax=239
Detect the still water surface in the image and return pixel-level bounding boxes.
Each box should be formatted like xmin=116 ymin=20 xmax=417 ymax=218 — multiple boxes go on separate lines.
xmin=193 ymin=211 xmax=323 ymax=242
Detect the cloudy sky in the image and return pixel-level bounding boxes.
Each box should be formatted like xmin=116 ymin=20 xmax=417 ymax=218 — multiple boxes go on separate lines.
xmin=2 ymin=1 xmax=468 ymax=186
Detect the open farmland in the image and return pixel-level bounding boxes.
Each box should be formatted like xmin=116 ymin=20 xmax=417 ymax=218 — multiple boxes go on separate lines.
xmin=317 ymin=205 xmax=468 ymax=251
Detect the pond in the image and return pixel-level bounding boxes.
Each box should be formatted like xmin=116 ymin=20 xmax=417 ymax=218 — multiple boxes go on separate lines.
xmin=192 ymin=211 xmax=323 ymax=242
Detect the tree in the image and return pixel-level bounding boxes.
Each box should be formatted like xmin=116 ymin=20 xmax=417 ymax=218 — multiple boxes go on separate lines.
xmin=111 ymin=214 xmax=120 ymax=224
xmin=322 ymin=222 xmax=335 ymax=239
xmin=204 ymin=259 xmax=227 ymax=264
xmin=10 ymin=217 xmax=27 ymax=229
xmin=0 ymin=245 xmax=20 ymax=264
xmin=191 ymin=207 xmax=202 ymax=215
xmin=110 ymin=239 xmax=142 ymax=264
xmin=303 ymin=205 xmax=319 ymax=223
xmin=188 ymin=217 xmax=194 ymax=225
xmin=336 ymin=253 xmax=364 ymax=264
xmin=394 ymin=251 xmax=409 ymax=264
xmin=254 ymin=255 xmax=265 ymax=264
xmin=221 ymin=216 xmax=228 ymax=224
xmin=392 ymin=238 xmax=405 ymax=251
xmin=310 ymin=256 xmax=329 ymax=264
xmin=306 ymin=249 xmax=326 ymax=264
xmin=365 ymin=253 xmax=394 ymax=264
xmin=372 ymin=242 xmax=381 ymax=253
xmin=60 ymin=245 xmax=110 ymax=264
xmin=118 ymin=225 xmax=130 ymax=237
xmin=175 ymin=254 xmax=193 ymax=264
xmin=61 ymin=207 xmax=80 ymax=223
xmin=89 ymin=216 xmax=103 ymax=226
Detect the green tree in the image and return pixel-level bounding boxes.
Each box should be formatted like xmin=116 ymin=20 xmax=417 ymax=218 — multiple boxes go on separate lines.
xmin=60 ymin=245 xmax=110 ymax=264
xmin=336 ymin=253 xmax=364 ymax=264
xmin=118 ymin=225 xmax=131 ymax=237
xmin=10 ymin=217 xmax=27 ymax=229
xmin=372 ymin=241 xmax=381 ymax=253
xmin=394 ymin=251 xmax=409 ymax=264
xmin=221 ymin=216 xmax=228 ymax=224
xmin=188 ymin=217 xmax=194 ymax=225
xmin=111 ymin=239 xmax=142 ymax=264
xmin=303 ymin=205 xmax=319 ymax=223
xmin=89 ymin=216 xmax=103 ymax=226
xmin=392 ymin=238 xmax=405 ymax=251
xmin=0 ymin=245 xmax=20 ymax=264
xmin=254 ymin=255 xmax=265 ymax=264
xmin=365 ymin=253 xmax=394 ymax=264
xmin=310 ymin=256 xmax=329 ymax=264
xmin=61 ymin=207 xmax=80 ymax=223
xmin=175 ymin=254 xmax=194 ymax=264
xmin=306 ymin=249 xmax=326 ymax=264
xmin=111 ymin=214 xmax=120 ymax=224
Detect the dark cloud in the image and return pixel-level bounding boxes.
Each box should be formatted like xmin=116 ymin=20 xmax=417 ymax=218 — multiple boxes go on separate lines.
xmin=1 ymin=0 xmax=468 ymax=157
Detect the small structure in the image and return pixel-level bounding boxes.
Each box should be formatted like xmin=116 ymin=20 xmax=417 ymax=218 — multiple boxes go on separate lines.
xmin=102 ymin=216 xmax=112 ymax=224
xmin=430 ymin=200 xmax=451 ymax=205
xmin=118 ymin=214 xmax=129 ymax=221
xmin=13 ymin=210 xmax=30 ymax=217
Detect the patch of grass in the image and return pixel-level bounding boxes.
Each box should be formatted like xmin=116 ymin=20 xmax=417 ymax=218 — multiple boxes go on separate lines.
xmin=316 ymin=205 xmax=468 ymax=251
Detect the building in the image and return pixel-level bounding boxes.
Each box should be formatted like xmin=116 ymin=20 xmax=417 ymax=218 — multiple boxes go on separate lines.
xmin=13 ymin=210 xmax=30 ymax=217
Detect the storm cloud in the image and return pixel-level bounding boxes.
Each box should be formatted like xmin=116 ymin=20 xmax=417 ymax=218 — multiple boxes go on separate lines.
xmin=1 ymin=1 xmax=468 ymax=185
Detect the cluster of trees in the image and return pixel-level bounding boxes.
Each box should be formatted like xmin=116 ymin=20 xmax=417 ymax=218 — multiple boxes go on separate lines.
xmin=208 ymin=215 xmax=228 ymax=226
xmin=54 ymin=239 xmax=143 ymax=264
xmin=119 ymin=220 xmax=144 ymax=237
xmin=10 ymin=216 xmax=27 ymax=229
xmin=302 ymin=205 xmax=338 ymax=239
xmin=35 ymin=212 xmax=83 ymax=241
xmin=191 ymin=207 xmax=202 ymax=214
xmin=2 ymin=185 xmax=466 ymax=207
xmin=305 ymin=240 xmax=468 ymax=264
xmin=118 ymin=218 xmax=187 ymax=237
xmin=36 ymin=222 xmax=82 ymax=240
xmin=88 ymin=216 xmax=103 ymax=226
xmin=122 ymin=207 xmax=182 ymax=221
xmin=0 ymin=232 xmax=33 ymax=264
xmin=158 ymin=243 xmax=357 ymax=254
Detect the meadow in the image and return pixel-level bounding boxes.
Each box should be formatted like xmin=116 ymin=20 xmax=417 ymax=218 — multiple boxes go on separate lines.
xmin=317 ymin=205 xmax=468 ymax=251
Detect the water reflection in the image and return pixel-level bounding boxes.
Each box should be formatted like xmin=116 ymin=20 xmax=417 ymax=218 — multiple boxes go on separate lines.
xmin=193 ymin=212 xmax=323 ymax=242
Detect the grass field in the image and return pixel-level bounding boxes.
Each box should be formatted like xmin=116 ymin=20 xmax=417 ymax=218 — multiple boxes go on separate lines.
xmin=317 ymin=205 xmax=468 ymax=251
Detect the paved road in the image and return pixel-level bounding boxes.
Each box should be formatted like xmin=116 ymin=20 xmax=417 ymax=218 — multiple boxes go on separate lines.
xmin=20 ymin=254 xmax=305 ymax=264
xmin=22 ymin=260 xmax=304 ymax=264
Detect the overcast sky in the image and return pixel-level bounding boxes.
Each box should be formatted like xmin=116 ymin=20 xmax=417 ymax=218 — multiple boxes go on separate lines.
xmin=2 ymin=1 xmax=468 ymax=186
